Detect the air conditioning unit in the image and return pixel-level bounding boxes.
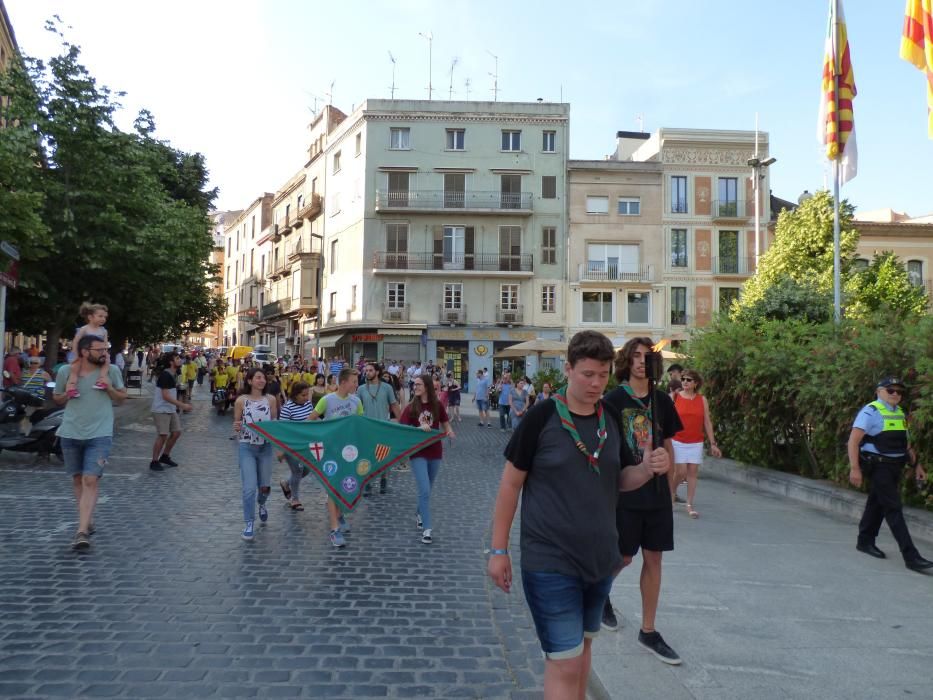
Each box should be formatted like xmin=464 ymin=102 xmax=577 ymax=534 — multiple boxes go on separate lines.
xmin=387 ymin=309 xmax=403 ymax=321
xmin=503 ymin=312 xmax=518 ymax=324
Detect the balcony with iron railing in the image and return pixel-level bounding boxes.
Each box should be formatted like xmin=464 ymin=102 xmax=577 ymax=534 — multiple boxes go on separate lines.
xmin=577 ymin=263 xmax=655 ymax=283
xmin=373 ymin=251 xmax=533 ymax=274
xmin=711 ymin=199 xmax=751 ymax=220
xmin=261 ymin=297 xmax=293 ymax=320
xmin=375 ymin=189 xmax=533 ymax=214
xmin=712 ymin=256 xmax=756 ymax=275
xmin=287 ymin=236 xmax=323 ymax=262
xmin=382 ymin=303 xmax=411 ymax=323
xmin=297 ymin=193 xmax=323 ymax=220
xmin=495 ymin=304 xmax=523 ymax=325
xmin=438 ymin=305 xmax=467 ymax=325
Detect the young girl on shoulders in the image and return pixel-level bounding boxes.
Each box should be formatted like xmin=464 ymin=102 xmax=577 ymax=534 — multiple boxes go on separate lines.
xmin=65 ymin=302 xmax=110 ymax=398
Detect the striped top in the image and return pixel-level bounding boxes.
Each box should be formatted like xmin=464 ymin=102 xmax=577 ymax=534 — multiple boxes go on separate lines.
xmin=22 ymin=369 xmax=47 ymax=398
xmin=280 ymin=400 xmax=314 ymax=422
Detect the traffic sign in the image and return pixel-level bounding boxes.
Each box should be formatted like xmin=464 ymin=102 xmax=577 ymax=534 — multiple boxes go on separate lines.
xmin=1 ymin=241 xmax=20 ymax=261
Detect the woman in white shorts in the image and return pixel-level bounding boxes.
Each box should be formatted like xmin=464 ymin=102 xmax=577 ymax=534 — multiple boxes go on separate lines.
xmin=670 ymin=370 xmax=721 ymax=518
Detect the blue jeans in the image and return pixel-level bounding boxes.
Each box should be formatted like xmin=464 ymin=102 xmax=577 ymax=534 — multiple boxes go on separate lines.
xmin=238 ymin=442 xmax=273 ymax=523
xmin=284 ymin=453 xmax=309 ymax=502
xmin=61 ymin=436 xmax=112 ymax=478
xmin=499 ymin=404 xmax=511 ymax=429
xmin=521 ymin=570 xmax=614 ymax=659
xmin=410 ymin=457 xmax=442 ymax=530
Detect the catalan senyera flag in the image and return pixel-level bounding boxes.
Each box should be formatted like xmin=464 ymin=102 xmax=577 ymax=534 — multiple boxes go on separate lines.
xmin=900 ymin=0 xmax=933 ymax=137
xmin=819 ymin=0 xmax=858 ymax=184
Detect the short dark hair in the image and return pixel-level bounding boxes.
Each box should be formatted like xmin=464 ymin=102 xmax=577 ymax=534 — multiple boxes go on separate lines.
xmin=668 ymin=363 xmax=684 ymax=373
xmin=289 ymin=381 xmax=310 ymax=401
xmin=78 ymin=334 xmax=106 ymax=354
xmin=614 ymin=337 xmax=654 ymax=382
xmin=566 ymin=331 xmax=615 ymax=368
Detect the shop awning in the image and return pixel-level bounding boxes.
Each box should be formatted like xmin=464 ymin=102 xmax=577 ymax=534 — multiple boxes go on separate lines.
xmin=312 ymin=334 xmax=345 ymax=349
xmin=377 ymin=328 xmax=423 ymax=337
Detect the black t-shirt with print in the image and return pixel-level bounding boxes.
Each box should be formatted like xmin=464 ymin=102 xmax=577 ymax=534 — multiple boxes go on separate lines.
xmin=504 ymin=398 xmax=632 ymax=582
xmin=157 ymin=370 xmax=177 ymax=391
xmin=603 ymin=386 xmax=683 ymax=511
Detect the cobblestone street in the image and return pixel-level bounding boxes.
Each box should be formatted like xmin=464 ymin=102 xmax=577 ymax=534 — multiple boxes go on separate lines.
xmin=0 ymin=387 xmax=545 ymax=699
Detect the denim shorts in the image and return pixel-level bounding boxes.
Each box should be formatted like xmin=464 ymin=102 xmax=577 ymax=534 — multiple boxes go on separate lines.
xmin=476 ymin=399 xmax=489 ymax=412
xmin=61 ymin=436 xmax=112 ymax=478
xmin=521 ymin=570 xmax=614 ymax=659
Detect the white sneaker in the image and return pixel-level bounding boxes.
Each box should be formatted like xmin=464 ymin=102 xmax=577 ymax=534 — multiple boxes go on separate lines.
xmin=421 ymin=528 xmax=432 ymax=544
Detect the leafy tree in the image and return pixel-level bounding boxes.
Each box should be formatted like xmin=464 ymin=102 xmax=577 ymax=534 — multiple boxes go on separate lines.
xmin=0 ymin=24 xmax=224 ymax=362
xmin=732 ymin=277 xmax=833 ymax=325
xmin=845 ymin=251 xmax=928 ymax=320
xmin=736 ymin=190 xmax=859 ymax=316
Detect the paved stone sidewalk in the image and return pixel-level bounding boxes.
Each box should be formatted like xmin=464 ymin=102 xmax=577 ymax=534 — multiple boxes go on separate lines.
xmin=0 ymin=386 xmax=545 ymax=699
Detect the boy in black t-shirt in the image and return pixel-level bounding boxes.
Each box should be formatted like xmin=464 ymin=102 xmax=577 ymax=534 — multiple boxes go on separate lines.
xmin=488 ymin=331 xmax=624 ymax=700
xmin=602 ymin=337 xmax=683 ymax=666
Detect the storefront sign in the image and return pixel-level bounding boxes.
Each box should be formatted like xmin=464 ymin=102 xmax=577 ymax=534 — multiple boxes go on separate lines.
xmin=352 ymin=334 xmax=384 ymax=342
xmin=428 ymin=328 xmax=540 ymax=342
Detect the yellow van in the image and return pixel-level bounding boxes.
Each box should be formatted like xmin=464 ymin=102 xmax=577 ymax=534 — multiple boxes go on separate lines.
xmin=227 ymin=345 xmax=253 ymax=361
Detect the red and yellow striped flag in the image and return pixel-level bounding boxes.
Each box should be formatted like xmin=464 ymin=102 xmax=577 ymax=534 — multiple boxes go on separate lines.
xmin=819 ymin=0 xmax=858 ymax=183
xmin=900 ymin=0 xmax=933 ymax=137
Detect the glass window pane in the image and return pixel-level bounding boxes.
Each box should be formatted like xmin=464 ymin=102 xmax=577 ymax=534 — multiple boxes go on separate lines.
xmin=627 ymin=292 xmax=650 ymax=324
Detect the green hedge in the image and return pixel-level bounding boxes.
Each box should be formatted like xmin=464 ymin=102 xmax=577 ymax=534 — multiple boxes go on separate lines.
xmin=687 ymin=314 xmax=933 ymax=508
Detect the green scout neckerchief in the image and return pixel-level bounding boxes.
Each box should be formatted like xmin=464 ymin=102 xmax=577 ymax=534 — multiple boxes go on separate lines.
xmin=552 ymin=387 xmax=607 ymax=475
xmin=620 ymin=382 xmax=652 ymax=418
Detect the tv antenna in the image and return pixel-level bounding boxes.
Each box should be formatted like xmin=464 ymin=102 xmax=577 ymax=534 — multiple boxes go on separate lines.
xmin=388 ymin=52 xmax=397 ymax=99
xmin=464 ymin=77 xmax=472 ymax=100
xmin=635 ymin=113 xmax=644 ymax=132
xmin=448 ymin=57 xmax=459 ymax=99
xmin=487 ymin=50 xmax=499 ymax=101
xmin=325 ymin=80 xmax=335 ymax=105
xmin=418 ymin=32 xmax=433 ymax=100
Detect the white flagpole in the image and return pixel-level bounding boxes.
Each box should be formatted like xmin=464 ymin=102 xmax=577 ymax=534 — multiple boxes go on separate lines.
xmin=832 ymin=0 xmax=842 ymax=324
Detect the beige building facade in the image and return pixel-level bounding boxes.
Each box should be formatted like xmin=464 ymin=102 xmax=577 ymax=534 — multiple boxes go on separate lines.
xmin=0 ymin=1 xmax=16 ymax=71
xmin=222 ymin=194 xmax=273 ymax=347
xmin=854 ymin=209 xmax=933 ymax=302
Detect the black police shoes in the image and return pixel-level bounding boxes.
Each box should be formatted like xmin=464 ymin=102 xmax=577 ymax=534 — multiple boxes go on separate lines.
xmin=905 ymin=556 xmax=933 ymax=572
xmin=856 ymin=543 xmax=886 ymax=559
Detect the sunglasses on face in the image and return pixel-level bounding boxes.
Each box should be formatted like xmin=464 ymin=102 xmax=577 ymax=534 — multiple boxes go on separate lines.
xmin=681 ymin=378 xmax=694 ymax=383
xmin=884 ymin=387 xmax=904 ymax=396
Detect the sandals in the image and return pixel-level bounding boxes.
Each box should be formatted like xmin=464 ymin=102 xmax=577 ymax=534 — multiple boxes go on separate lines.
xmin=289 ymin=501 xmax=304 ymax=511
xmin=279 ymin=479 xmax=291 ymax=500
xmin=686 ymin=503 xmax=699 ymax=519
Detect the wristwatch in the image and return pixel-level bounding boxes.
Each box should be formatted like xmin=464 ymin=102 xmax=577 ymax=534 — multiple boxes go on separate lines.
xmin=488 ymin=548 xmax=509 ymax=556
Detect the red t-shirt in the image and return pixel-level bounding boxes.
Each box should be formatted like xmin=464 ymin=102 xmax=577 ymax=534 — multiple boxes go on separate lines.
xmin=673 ymin=392 xmax=705 ymax=444
xmin=400 ymin=401 xmax=449 ymax=460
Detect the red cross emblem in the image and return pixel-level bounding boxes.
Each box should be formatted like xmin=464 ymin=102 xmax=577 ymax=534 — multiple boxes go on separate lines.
xmin=308 ymin=442 xmax=324 ymax=461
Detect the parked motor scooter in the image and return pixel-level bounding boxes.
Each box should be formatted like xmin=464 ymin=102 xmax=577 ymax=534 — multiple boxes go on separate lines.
xmin=0 ymin=380 xmax=64 ymax=459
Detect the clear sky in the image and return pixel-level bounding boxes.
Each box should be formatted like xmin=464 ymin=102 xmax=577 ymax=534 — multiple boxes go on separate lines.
xmin=5 ymin=0 xmax=932 ymax=216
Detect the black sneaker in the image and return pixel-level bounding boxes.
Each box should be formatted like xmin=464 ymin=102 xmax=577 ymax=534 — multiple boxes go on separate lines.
xmin=638 ymin=630 xmax=681 ymax=665
xmin=159 ymin=454 xmax=179 ymax=467
xmin=149 ymin=461 xmax=164 ymax=472
xmin=601 ymin=600 xmax=619 ymax=631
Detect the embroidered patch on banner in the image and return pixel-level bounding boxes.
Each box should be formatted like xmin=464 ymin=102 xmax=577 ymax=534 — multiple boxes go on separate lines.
xmin=375 ymin=444 xmax=391 ymax=462
xmin=342 ymin=445 xmax=359 ymax=462
xmin=322 ymin=460 xmax=339 ymax=476
xmin=356 ymin=459 xmax=372 ymax=476
xmin=308 ymin=441 xmax=324 ymax=461
xmin=341 ymin=476 xmax=358 ymax=493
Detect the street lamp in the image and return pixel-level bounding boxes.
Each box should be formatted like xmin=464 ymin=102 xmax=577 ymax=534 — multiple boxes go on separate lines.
xmin=746 ymin=156 xmax=777 ymax=268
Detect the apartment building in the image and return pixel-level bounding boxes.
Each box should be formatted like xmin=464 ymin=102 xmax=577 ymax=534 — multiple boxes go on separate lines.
xmin=290 ymin=99 xmax=570 ymax=383
xmin=566 ymin=158 xmax=663 ymax=343
xmin=221 ymin=194 xmax=273 ymax=347
xmin=854 ymin=208 xmax=933 ymax=302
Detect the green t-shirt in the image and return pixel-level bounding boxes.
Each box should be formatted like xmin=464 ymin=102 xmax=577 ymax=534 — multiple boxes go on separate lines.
xmin=356 ymin=381 xmax=397 ymax=421
xmin=55 ymin=365 xmax=125 ymax=439
xmin=314 ymin=392 xmax=363 ymax=419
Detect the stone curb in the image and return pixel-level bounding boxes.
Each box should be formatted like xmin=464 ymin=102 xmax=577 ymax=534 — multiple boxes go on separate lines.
xmin=702 ymin=456 xmax=933 ymax=545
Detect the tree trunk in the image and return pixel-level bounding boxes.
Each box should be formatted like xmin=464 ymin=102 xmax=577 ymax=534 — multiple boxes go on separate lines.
xmin=44 ymin=327 xmax=61 ymax=374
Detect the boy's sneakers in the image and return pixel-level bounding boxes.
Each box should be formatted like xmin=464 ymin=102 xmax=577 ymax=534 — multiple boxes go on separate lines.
xmin=159 ymin=454 xmax=178 ymax=467
xmin=601 ymin=600 xmax=619 ymax=631
xmin=242 ymin=521 xmax=255 ymax=541
xmin=71 ymin=531 xmax=90 ymax=550
xmin=637 ymin=630 xmax=681 ymax=665
xmin=66 ymin=388 xmax=80 ymax=399
xmin=258 ymin=504 xmax=268 ymax=524
xmin=421 ymin=529 xmax=433 ymax=544
xmin=338 ymin=515 xmax=350 ymax=533
xmin=149 ymin=461 xmax=164 ymax=472
xmin=330 ymin=529 xmax=346 ymax=548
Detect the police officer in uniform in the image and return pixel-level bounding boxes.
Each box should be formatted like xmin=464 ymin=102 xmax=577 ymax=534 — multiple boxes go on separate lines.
xmin=848 ymin=377 xmax=933 ymax=572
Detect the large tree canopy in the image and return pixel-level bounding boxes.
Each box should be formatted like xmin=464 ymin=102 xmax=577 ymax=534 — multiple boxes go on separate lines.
xmin=0 ymin=24 xmax=224 ymax=358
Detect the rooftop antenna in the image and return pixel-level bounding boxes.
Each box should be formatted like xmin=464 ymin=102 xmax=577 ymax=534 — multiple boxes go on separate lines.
xmin=418 ymin=32 xmax=433 ymax=100
xmin=325 ymin=80 xmax=335 ymax=106
xmin=388 ymin=52 xmax=397 ymax=99
xmin=635 ymin=113 xmax=644 ymax=132
xmin=488 ymin=50 xmax=499 ymax=101
xmin=464 ymin=77 xmax=472 ymax=100
xmin=448 ymin=57 xmax=459 ymax=100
